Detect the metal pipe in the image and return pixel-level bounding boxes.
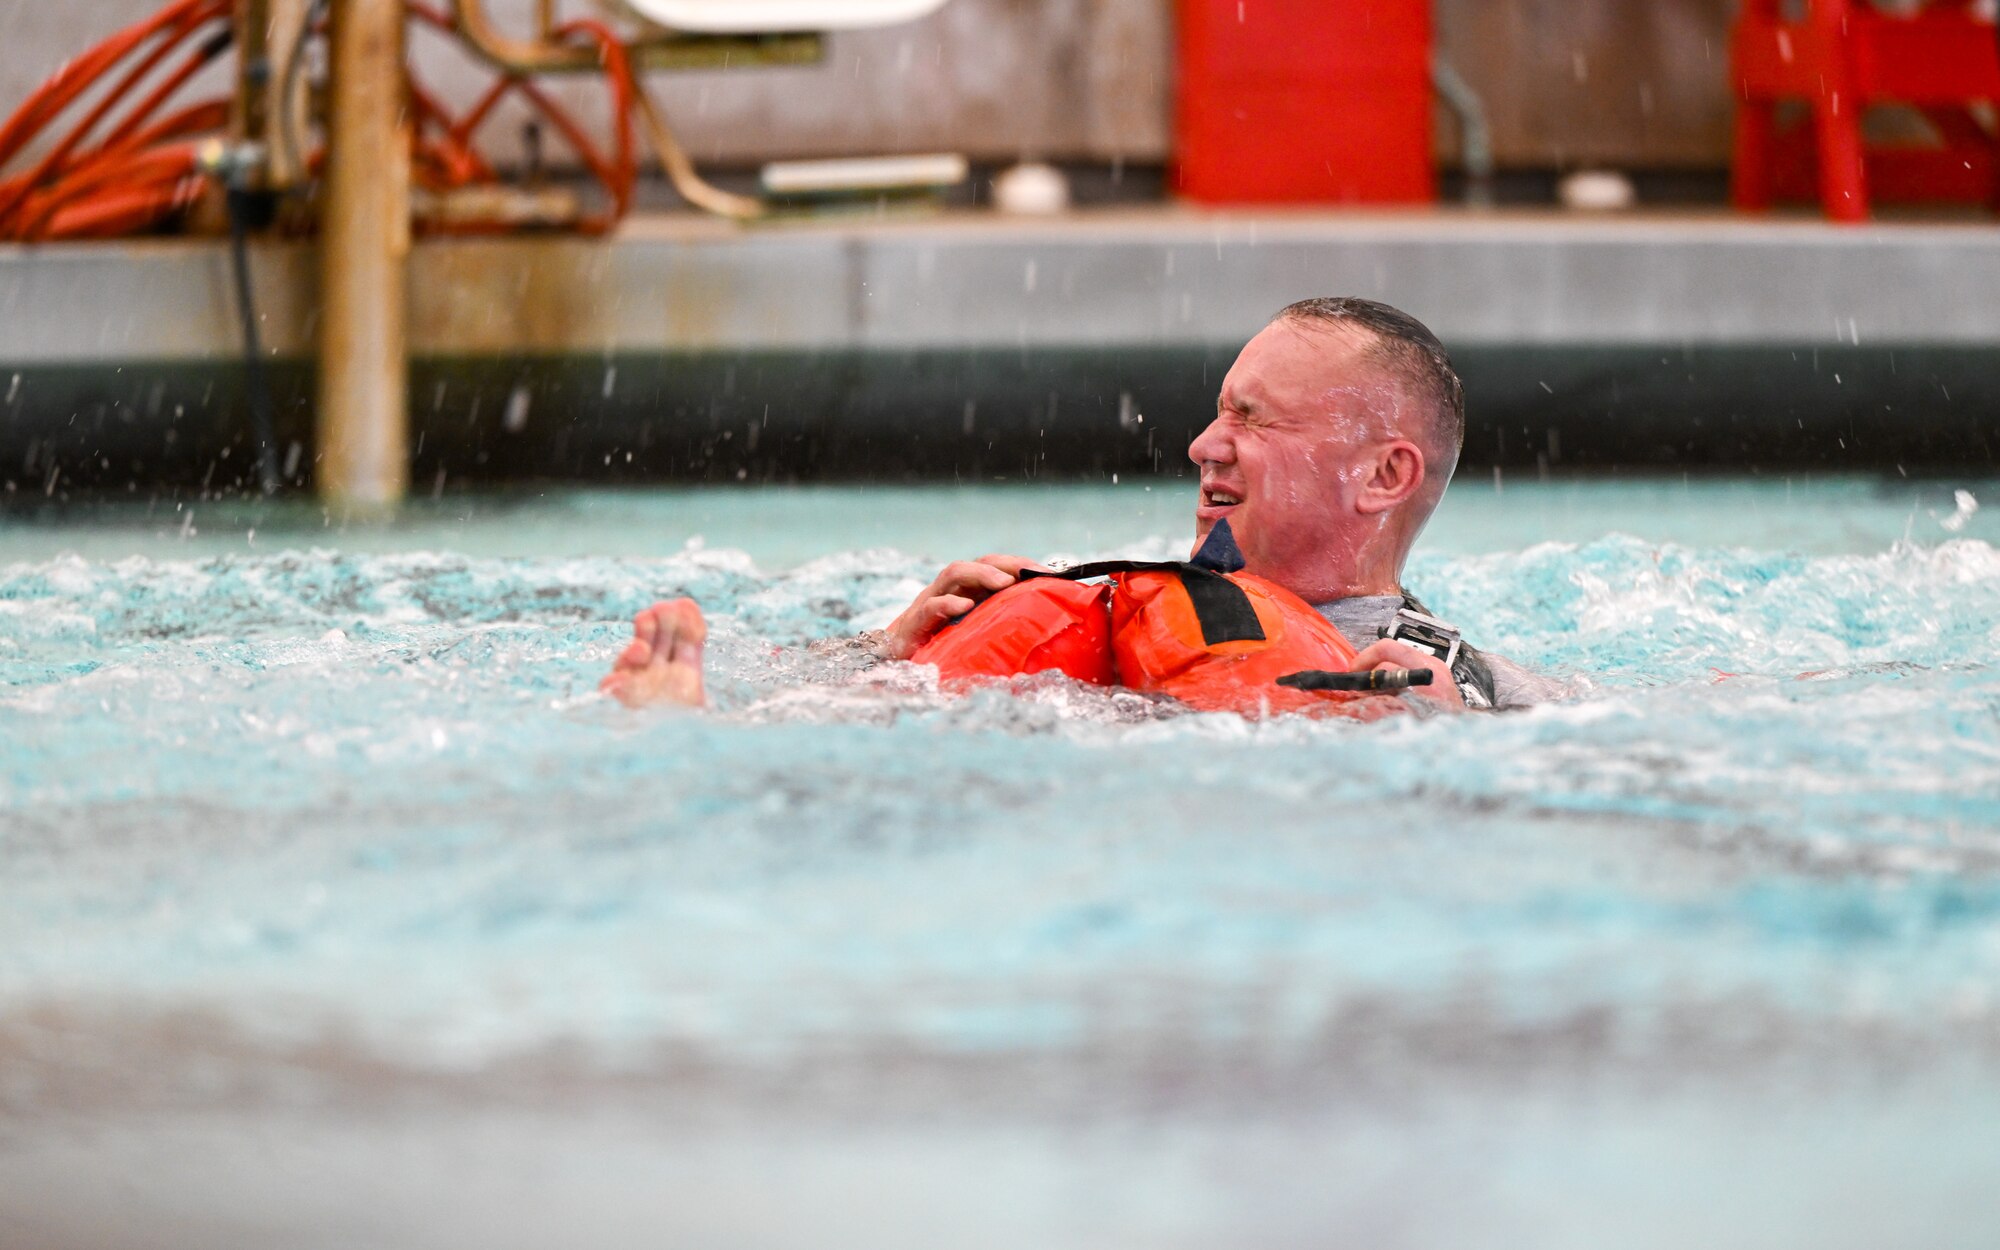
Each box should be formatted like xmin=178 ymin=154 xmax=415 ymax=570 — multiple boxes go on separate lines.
xmin=1433 ymin=56 xmax=1494 ymax=208
xmin=231 ymin=0 xmax=273 ymax=146
xmin=317 ymin=0 xmax=409 ymax=513
xmin=262 ymin=0 xmax=316 ymax=189
xmin=451 ymin=0 xmax=821 ymax=74
xmin=454 ymin=0 xmax=587 ymax=70
xmin=633 ymin=83 xmax=762 ymax=220
xmin=234 ymin=0 xmax=315 ymax=188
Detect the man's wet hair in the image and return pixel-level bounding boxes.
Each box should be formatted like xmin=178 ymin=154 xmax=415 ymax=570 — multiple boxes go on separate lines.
xmin=1275 ymin=297 xmax=1465 ymax=469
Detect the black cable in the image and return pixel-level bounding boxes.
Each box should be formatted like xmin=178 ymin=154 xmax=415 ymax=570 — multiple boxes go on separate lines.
xmin=1276 ymin=668 xmax=1434 ymax=693
xmin=197 ymin=25 xmax=236 ymax=61
xmin=225 ymin=185 xmax=282 ymax=495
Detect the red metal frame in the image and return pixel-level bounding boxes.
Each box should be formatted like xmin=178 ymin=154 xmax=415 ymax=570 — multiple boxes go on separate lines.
xmin=1731 ymin=0 xmax=2000 ymax=221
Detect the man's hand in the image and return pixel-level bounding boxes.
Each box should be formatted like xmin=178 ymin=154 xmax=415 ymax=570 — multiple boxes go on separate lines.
xmin=1348 ymin=638 xmax=1465 ymax=711
xmin=877 ymin=554 xmax=1052 ymax=660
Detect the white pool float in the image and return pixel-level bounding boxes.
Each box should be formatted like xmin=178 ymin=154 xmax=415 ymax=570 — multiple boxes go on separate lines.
xmin=612 ymin=0 xmax=953 ymax=33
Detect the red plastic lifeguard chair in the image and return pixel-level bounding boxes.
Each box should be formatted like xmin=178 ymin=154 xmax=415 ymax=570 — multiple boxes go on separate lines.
xmin=1731 ymin=0 xmax=2000 ymax=221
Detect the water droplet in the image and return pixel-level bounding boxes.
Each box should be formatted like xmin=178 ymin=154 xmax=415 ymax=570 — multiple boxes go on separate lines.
xmin=1941 ymin=489 xmax=1979 ymax=533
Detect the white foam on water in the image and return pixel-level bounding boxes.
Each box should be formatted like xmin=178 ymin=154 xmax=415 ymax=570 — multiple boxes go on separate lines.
xmin=2 ymin=485 xmax=1998 ymax=1084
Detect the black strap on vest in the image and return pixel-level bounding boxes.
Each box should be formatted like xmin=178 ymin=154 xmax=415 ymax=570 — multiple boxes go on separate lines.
xmin=1023 ymin=560 xmax=1266 ymax=647
xmin=1021 ymin=518 xmax=1266 ymax=647
xmin=1177 ymin=570 xmax=1266 ymax=645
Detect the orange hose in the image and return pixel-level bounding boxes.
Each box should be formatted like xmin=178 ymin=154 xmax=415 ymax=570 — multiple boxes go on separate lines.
xmin=43 ymin=178 xmax=205 ymax=241
xmin=417 ymin=14 xmax=640 ymax=229
xmin=0 ymin=0 xmax=229 ymax=239
xmin=87 ymin=12 xmax=235 ymax=156
xmin=0 ymin=100 xmax=227 ymax=212
xmin=0 ymin=0 xmax=219 ymax=167
xmin=14 ymin=144 xmax=202 ymax=240
xmin=410 ymin=81 xmax=490 ymax=187
xmin=556 ymin=20 xmax=637 ymax=220
xmin=2 ymin=0 xmax=658 ymax=242
xmin=92 ymin=99 xmax=233 ymax=166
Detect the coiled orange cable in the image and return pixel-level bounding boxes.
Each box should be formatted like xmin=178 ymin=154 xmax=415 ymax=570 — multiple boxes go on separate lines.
xmin=1 ymin=0 xmax=648 ymax=241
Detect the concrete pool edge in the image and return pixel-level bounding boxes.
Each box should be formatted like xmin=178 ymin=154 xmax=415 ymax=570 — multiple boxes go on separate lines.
xmin=10 ymin=210 xmax=2000 ymax=360
xmin=6 ymin=210 xmax=1996 ymax=487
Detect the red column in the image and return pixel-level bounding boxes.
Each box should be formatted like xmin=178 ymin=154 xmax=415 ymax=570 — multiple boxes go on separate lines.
xmin=1175 ymin=0 xmax=1434 ymax=205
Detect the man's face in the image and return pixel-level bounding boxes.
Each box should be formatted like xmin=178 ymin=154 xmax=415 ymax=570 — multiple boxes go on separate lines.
xmin=1187 ymin=319 xmax=1398 ymax=596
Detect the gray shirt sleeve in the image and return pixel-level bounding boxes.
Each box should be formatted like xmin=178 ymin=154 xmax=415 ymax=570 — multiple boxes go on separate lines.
xmin=1315 ymin=593 xmax=1571 ymax=710
xmin=1482 ymin=650 xmax=1573 ymax=709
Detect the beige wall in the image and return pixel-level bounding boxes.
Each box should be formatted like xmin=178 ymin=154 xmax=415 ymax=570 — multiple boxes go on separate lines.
xmin=0 ymin=0 xmax=1739 ymax=171
xmin=1440 ymin=0 xmax=1738 ymax=168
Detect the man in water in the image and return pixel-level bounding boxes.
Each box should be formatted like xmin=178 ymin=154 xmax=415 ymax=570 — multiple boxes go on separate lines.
xmin=602 ymin=297 xmax=1551 ymax=712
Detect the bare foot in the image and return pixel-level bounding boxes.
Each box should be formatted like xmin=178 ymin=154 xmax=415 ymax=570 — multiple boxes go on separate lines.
xmin=599 ymin=598 xmax=708 ymax=709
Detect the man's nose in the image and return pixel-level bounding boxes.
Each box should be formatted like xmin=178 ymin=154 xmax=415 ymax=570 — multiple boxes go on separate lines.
xmin=1188 ymin=417 xmax=1232 ymax=468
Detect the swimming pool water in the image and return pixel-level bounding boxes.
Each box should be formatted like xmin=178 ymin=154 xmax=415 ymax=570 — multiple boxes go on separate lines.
xmin=3 ymin=476 xmax=1999 ymax=1248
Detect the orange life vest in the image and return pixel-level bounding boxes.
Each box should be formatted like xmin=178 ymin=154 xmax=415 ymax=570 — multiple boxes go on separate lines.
xmin=910 ymin=520 xmax=1387 ymax=719
xmin=1106 ymin=565 xmax=1363 ymax=716
xmin=908 ymin=575 xmax=1115 ymax=688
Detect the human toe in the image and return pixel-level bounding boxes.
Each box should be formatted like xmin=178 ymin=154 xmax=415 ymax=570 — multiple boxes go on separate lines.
xmin=657 ymin=598 xmax=707 ymax=644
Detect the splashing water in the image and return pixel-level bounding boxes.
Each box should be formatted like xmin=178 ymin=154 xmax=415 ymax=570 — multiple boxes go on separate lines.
xmin=1941 ymin=487 xmax=1979 ymax=533
xmin=3 ymin=478 xmax=2000 ymax=1245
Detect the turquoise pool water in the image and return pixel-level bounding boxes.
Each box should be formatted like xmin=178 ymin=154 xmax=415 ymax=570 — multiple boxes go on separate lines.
xmin=3 ymin=476 xmax=2000 ymax=1248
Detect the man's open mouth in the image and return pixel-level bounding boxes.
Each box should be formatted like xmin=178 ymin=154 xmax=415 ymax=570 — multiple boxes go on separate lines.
xmin=1196 ymin=485 xmax=1243 ymax=526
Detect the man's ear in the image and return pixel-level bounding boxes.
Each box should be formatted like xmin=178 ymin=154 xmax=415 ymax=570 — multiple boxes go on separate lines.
xmin=1355 ymin=440 xmax=1426 ymax=515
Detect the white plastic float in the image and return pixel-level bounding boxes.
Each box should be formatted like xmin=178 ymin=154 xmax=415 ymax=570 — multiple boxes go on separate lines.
xmin=761 ymin=154 xmax=968 ymax=195
xmin=611 ymin=0 xmax=953 ymax=33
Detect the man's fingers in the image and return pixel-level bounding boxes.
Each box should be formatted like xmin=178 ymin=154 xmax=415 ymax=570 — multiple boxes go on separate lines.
xmin=885 ymin=555 xmax=1048 ymax=662
xmin=931 ymin=560 xmax=1021 ymax=598
xmin=927 ymin=556 xmax=1052 ymax=599
xmin=976 ymin=554 xmax=1055 ymax=577
xmin=1348 ymin=639 xmax=1465 ymax=709
xmin=923 ymin=594 xmax=977 ymax=626
xmin=881 ymin=593 xmax=980 ymax=660
xmin=1351 ymin=639 xmax=1440 ymax=672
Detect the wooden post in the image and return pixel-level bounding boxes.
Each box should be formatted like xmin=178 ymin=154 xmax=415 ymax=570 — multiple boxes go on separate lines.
xmin=317 ymin=0 xmax=409 ymax=513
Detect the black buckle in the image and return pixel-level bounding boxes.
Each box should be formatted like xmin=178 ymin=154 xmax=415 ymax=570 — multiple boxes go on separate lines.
xmin=1381 ymin=607 xmax=1462 ymax=671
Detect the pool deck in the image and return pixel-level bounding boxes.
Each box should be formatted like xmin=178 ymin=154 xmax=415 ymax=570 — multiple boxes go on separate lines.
xmin=2 ymin=206 xmax=1998 ymax=362
xmin=2 ymin=207 xmax=1997 ymax=483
